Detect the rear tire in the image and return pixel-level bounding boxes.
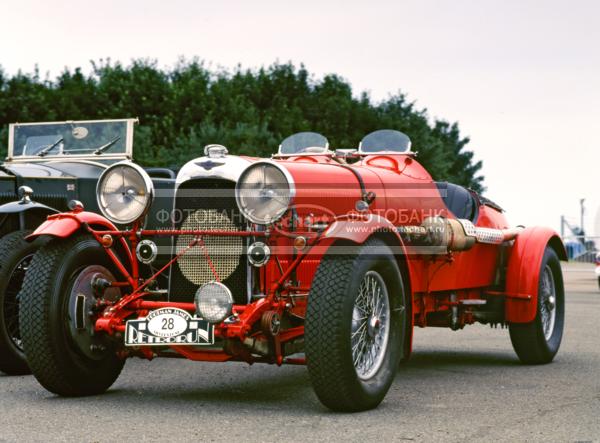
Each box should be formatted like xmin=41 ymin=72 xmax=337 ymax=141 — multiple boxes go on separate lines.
xmin=0 ymin=230 xmax=47 ymax=375
xmin=509 ymin=247 xmax=564 ymax=364
xmin=19 ymin=234 xmax=125 ymax=395
xmin=305 ymin=239 xmax=407 ymax=412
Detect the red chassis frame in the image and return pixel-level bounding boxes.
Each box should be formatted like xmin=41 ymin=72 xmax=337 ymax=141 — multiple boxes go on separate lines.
xmin=29 ymin=205 xmax=566 ymax=366
xmin=31 ymin=208 xmax=327 ymax=365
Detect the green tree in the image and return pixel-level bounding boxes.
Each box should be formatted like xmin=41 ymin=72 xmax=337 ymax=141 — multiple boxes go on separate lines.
xmin=0 ymin=60 xmax=484 ymax=191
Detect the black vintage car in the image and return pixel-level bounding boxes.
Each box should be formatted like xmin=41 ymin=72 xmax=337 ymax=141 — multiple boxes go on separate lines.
xmin=0 ymin=119 xmax=175 ymax=375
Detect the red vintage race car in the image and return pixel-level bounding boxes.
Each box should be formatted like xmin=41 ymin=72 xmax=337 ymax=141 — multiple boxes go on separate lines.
xmin=18 ymin=130 xmax=566 ymax=411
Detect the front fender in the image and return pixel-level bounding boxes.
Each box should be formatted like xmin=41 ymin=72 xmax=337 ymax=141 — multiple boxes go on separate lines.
xmin=27 ymin=211 xmax=119 ymax=240
xmin=0 ymin=199 xmax=59 ymax=216
xmin=324 ymin=214 xmax=401 ymax=245
xmin=323 ymin=214 xmax=413 ymax=269
xmin=505 ymin=227 xmax=567 ymax=323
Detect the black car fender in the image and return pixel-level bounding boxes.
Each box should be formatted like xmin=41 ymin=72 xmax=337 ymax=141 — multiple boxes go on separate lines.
xmin=0 ymin=197 xmax=59 ymax=231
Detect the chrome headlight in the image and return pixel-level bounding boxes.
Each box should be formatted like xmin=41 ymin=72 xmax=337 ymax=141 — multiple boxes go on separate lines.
xmin=235 ymin=161 xmax=294 ymax=225
xmin=96 ymin=162 xmax=154 ymax=225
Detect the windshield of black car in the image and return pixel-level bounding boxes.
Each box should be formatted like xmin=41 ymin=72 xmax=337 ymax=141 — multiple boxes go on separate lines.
xmin=359 ymin=129 xmax=412 ymax=153
xmin=279 ymin=132 xmax=329 ymax=155
xmin=12 ymin=121 xmax=128 ymax=157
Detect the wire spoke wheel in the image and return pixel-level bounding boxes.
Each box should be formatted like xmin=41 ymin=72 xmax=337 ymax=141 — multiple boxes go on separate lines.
xmin=306 ymin=238 xmax=406 ymax=412
xmin=0 ymin=230 xmax=47 ymax=375
xmin=3 ymin=254 xmax=34 ymax=352
xmin=539 ymin=265 xmax=557 ymax=341
xmin=351 ymin=270 xmax=391 ymax=380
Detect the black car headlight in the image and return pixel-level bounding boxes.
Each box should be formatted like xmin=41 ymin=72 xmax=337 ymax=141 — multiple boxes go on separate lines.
xmin=235 ymin=161 xmax=294 ymax=225
xmin=96 ymin=162 xmax=154 ymax=225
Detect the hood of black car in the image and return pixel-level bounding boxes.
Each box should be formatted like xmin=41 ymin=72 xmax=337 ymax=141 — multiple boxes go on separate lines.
xmin=3 ymin=161 xmax=106 ymax=179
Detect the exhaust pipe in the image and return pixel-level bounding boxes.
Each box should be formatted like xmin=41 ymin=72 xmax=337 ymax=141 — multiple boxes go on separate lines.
xmin=399 ymin=216 xmax=523 ymax=252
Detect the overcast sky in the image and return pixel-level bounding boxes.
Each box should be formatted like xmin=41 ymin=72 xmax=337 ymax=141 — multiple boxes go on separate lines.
xmin=1 ymin=0 xmax=599 ymax=236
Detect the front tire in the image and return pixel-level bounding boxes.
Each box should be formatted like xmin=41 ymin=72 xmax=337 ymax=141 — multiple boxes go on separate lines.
xmin=305 ymin=239 xmax=407 ymax=412
xmin=0 ymin=230 xmax=47 ymax=375
xmin=19 ymin=234 xmax=125 ymax=396
xmin=509 ymin=247 xmax=565 ymax=364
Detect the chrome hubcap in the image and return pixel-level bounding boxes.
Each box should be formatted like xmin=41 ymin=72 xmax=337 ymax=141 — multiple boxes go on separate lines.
xmin=368 ymin=316 xmax=381 ymax=338
xmin=67 ymin=265 xmax=120 ymax=360
xmin=540 ymin=265 xmax=557 ymax=341
xmin=351 ymin=270 xmax=390 ymax=380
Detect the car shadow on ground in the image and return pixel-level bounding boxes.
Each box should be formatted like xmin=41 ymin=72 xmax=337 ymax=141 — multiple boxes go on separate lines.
xmin=48 ymin=386 xmax=326 ymax=414
xmin=403 ymin=349 xmax=520 ymax=370
xmin=32 ymin=348 xmax=527 ymax=414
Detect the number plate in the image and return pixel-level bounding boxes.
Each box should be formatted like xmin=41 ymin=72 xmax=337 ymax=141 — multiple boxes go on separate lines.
xmin=125 ymin=308 xmax=214 ymax=346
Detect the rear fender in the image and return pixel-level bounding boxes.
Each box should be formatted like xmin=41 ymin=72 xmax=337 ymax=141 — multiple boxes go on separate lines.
xmin=505 ymin=227 xmax=567 ymax=323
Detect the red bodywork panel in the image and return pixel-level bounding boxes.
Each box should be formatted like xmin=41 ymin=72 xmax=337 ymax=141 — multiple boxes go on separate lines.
xmin=281 ymin=155 xmax=449 ymax=225
xmin=281 ymin=156 xmax=515 ymax=294
xmin=408 ymin=206 xmax=508 ymax=293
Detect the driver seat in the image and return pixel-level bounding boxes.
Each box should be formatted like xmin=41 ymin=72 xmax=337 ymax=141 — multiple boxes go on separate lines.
xmin=435 ymin=182 xmax=478 ymax=222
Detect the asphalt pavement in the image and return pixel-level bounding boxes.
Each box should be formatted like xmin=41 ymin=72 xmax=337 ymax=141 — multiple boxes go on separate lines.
xmin=1 ymin=263 xmax=599 ymax=442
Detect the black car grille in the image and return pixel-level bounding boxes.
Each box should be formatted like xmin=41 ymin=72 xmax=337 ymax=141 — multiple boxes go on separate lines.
xmin=33 ymin=193 xmax=70 ymax=211
xmin=168 ymin=179 xmax=247 ymax=304
xmin=0 ymin=192 xmax=16 ymax=205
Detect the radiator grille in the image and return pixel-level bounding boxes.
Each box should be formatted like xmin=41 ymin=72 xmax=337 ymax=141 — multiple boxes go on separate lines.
xmin=0 ymin=192 xmax=16 ymax=205
xmin=169 ymin=179 xmax=247 ymax=304
xmin=175 ymin=209 xmax=243 ymax=285
xmin=34 ymin=193 xmax=70 ymax=211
